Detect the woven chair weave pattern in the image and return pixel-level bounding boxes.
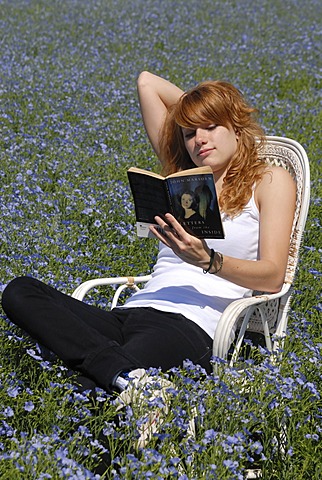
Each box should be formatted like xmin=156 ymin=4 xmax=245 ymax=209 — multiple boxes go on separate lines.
xmin=242 ymin=143 xmax=303 ymax=333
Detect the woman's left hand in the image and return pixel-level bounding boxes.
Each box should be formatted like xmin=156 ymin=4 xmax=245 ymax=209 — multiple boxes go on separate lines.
xmin=150 ymin=213 xmax=211 ymax=270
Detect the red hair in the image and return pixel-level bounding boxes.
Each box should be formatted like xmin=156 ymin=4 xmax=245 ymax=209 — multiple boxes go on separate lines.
xmin=159 ymin=81 xmax=266 ymax=216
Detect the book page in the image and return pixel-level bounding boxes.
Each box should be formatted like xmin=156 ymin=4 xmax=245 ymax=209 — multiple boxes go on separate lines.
xmin=127 ymin=167 xmax=164 ymax=180
xmin=167 ymin=166 xmax=213 ymax=178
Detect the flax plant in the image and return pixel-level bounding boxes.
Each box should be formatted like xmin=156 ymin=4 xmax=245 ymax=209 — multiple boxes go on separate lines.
xmin=0 ymin=0 xmax=321 ymax=478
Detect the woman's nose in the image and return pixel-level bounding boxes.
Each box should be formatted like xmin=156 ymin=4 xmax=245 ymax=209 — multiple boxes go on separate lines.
xmin=195 ymin=129 xmax=207 ymax=145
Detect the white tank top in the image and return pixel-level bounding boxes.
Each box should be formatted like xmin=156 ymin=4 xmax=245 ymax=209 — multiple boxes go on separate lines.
xmin=123 ymin=191 xmax=259 ymax=339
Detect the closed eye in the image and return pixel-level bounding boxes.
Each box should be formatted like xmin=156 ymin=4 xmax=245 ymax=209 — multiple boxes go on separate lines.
xmin=183 ymin=130 xmax=195 ymax=139
xmin=183 ymin=124 xmax=218 ymax=139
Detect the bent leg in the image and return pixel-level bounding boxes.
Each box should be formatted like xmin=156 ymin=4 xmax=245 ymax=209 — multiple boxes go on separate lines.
xmin=121 ymin=307 xmax=213 ymax=373
xmin=1 ymin=276 xmax=140 ymax=389
xmin=2 ymin=278 xmax=213 ymax=389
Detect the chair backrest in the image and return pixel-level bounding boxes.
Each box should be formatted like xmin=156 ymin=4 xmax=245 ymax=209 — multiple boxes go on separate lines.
xmin=245 ymin=136 xmax=310 ymax=333
xmin=260 ymin=136 xmax=310 ymax=284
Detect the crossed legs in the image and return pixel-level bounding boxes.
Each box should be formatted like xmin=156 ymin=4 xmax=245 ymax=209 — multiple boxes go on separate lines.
xmin=1 ymin=276 xmax=213 ymax=391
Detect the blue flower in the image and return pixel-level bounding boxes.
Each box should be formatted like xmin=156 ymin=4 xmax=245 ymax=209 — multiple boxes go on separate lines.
xmin=203 ymin=429 xmax=218 ymax=444
xmin=26 ymin=348 xmax=43 ymax=361
xmin=305 ymin=433 xmax=319 ymax=441
xmin=3 ymin=406 xmax=14 ymax=418
xmin=24 ymin=401 xmax=35 ymax=412
xmin=7 ymin=386 xmax=20 ymax=398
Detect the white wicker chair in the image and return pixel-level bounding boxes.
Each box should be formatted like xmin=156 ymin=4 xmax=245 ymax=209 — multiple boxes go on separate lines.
xmin=72 ymin=136 xmax=310 ymax=367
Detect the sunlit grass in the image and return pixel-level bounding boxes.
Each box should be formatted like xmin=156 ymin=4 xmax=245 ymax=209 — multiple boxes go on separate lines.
xmin=0 ymin=0 xmax=321 ymax=478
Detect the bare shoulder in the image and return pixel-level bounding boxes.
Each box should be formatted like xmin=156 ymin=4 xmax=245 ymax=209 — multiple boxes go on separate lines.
xmin=258 ymin=165 xmax=295 ymax=190
xmin=261 ymin=165 xmax=295 ymax=184
xmin=255 ymin=166 xmax=296 ymax=207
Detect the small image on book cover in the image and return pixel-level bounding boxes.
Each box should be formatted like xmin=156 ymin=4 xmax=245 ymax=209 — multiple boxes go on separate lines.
xmin=166 ymin=174 xmax=223 ymax=239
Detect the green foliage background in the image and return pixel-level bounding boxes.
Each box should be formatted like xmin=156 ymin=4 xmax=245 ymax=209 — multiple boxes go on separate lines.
xmin=0 ymin=0 xmax=321 ymax=478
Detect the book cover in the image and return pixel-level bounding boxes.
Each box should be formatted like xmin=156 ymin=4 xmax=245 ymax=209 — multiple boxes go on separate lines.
xmin=127 ymin=166 xmax=224 ymax=239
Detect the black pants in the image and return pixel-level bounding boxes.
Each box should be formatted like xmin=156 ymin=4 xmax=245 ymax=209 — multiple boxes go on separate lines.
xmin=1 ymin=276 xmax=213 ymax=391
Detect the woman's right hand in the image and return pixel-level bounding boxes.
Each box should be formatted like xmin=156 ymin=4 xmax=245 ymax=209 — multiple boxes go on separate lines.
xmin=137 ymin=71 xmax=184 ymax=161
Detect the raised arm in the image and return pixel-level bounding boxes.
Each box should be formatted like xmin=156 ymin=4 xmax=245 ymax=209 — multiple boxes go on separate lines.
xmin=137 ymin=71 xmax=184 ymax=162
xmin=150 ymin=167 xmax=296 ymax=293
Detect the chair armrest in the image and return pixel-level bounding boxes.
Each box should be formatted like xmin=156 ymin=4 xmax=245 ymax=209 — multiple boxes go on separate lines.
xmin=71 ymin=275 xmax=152 ymax=303
xmin=212 ymin=283 xmax=291 ymax=361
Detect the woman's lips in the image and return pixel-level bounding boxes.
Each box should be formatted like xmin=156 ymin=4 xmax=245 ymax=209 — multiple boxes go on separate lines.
xmin=197 ymin=147 xmax=215 ymax=157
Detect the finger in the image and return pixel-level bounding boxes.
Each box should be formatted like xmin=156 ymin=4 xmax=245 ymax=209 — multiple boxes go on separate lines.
xmin=154 ymin=216 xmax=182 ymax=241
xmin=164 ymin=213 xmax=186 ymax=230
xmin=162 ymin=214 xmax=190 ymax=239
xmin=149 ymin=225 xmax=172 ymax=247
xmin=154 ymin=215 xmax=175 ymax=233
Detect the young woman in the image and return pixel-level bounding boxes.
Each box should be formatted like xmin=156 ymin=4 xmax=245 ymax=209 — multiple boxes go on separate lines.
xmin=1 ymin=71 xmax=296 ymax=402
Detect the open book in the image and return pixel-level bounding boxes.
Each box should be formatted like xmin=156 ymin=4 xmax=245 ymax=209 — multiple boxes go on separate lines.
xmin=127 ymin=166 xmax=224 ymax=239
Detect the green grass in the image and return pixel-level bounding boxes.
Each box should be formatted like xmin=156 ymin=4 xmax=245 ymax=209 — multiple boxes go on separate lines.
xmin=0 ymin=0 xmax=321 ymax=478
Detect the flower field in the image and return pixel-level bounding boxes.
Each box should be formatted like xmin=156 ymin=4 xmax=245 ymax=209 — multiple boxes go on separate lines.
xmin=0 ymin=0 xmax=321 ymax=478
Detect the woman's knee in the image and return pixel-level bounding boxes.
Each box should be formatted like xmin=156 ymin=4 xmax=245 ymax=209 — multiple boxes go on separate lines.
xmin=1 ymin=276 xmax=37 ymax=312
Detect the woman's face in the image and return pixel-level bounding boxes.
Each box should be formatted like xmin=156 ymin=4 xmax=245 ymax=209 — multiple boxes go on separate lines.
xmin=181 ymin=193 xmax=193 ymax=209
xmin=182 ymin=123 xmax=238 ymax=177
